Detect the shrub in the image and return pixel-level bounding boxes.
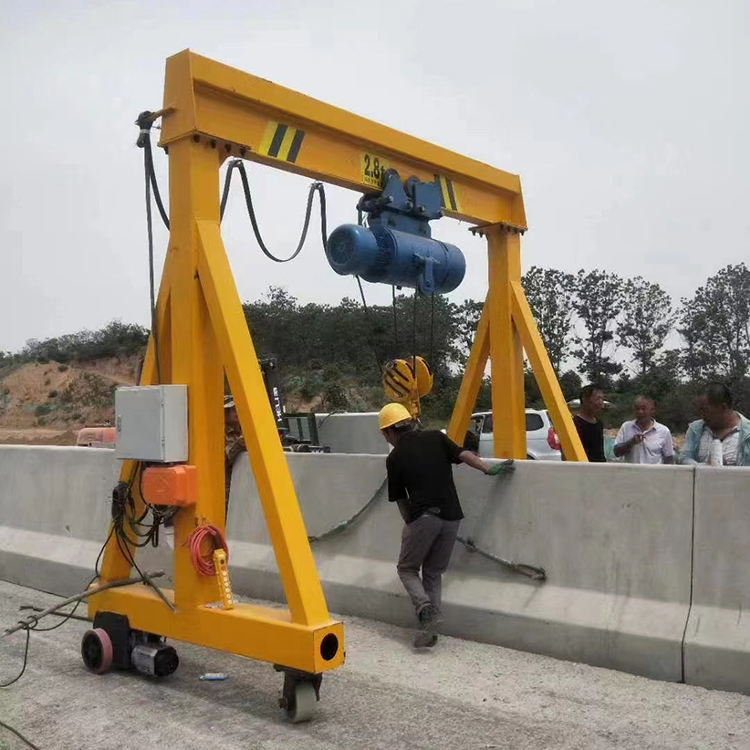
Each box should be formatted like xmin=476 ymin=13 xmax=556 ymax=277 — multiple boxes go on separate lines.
xmin=35 ymin=404 xmax=52 ymax=417
xmin=58 ymin=365 xmax=69 ymax=373
xmin=60 ymin=372 xmax=116 ymax=408
xmin=323 ymin=381 xmax=348 ymax=411
xmin=299 ymin=374 xmax=322 ymax=402
xmin=48 ymin=390 xmax=58 ymax=399
xmin=322 ymin=364 xmax=340 ymax=383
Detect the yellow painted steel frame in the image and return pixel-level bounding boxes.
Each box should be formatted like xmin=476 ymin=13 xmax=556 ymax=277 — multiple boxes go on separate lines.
xmin=90 ymin=47 xmax=586 ymax=676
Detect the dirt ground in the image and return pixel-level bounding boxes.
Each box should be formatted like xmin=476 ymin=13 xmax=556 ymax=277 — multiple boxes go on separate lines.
xmin=0 ymin=427 xmax=79 ymax=445
xmin=2 ymin=580 xmax=749 ymax=750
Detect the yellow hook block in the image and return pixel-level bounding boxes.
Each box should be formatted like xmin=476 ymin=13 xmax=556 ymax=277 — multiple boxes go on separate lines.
xmin=382 ymin=357 xmax=433 ymax=417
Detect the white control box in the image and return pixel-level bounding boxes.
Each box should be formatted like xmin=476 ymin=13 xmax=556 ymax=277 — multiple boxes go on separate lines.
xmin=115 ymin=385 xmax=188 ymax=463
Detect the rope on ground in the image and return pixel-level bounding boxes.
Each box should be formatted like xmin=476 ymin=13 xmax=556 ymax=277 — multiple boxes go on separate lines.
xmin=4 ymin=571 xmax=166 ymax=637
xmin=308 ymin=478 xmax=388 ymax=543
xmin=0 ymin=719 xmax=41 ymax=750
xmin=456 ymin=536 xmax=547 ymax=581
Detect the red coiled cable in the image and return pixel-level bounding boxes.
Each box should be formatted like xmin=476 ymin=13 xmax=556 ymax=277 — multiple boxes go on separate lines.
xmin=188 ymin=525 xmax=229 ymax=576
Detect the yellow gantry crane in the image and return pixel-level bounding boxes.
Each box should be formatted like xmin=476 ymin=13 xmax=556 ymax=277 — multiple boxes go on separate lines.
xmin=84 ymin=49 xmax=587 ymax=723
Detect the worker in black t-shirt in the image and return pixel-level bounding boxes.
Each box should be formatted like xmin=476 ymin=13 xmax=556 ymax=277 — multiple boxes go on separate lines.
xmin=573 ymin=384 xmax=606 ymax=462
xmin=379 ymin=403 xmax=510 ymax=648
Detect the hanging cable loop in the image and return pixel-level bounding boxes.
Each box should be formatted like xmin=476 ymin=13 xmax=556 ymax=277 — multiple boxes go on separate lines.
xmin=219 ymin=159 xmax=327 ymax=263
xmin=136 ymin=111 xmax=170 ymax=230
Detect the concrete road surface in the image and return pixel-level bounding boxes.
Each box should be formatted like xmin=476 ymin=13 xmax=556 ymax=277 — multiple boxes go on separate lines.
xmin=1 ymin=581 xmax=748 ymax=750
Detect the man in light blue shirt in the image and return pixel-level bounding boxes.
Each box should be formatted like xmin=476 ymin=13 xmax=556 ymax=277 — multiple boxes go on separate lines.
xmin=682 ymin=383 xmax=750 ymax=466
xmin=614 ymin=396 xmax=674 ymax=464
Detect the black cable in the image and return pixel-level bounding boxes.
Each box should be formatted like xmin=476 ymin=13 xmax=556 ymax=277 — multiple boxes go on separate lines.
xmin=145 ymin=138 xmax=170 ymax=230
xmin=1 ymin=470 xmax=147 ymax=691
xmin=392 ymin=286 xmax=399 ymax=352
xmin=136 ymin=112 xmax=166 ymax=385
xmin=144 ymin=157 xmax=162 ymax=384
xmin=127 ymin=465 xmax=175 ymax=547
xmin=31 ymin=525 xmax=115 ymax=636
xmin=135 ymin=112 xmax=169 ymax=229
xmin=0 ymin=627 xmax=29 ymax=687
xmin=219 ymin=159 xmax=327 ymax=262
xmin=0 ymin=719 xmax=41 ymax=750
xmin=4 ymin=533 xmax=111 ymax=687
xmin=412 ymin=285 xmax=419 ymax=379
xmin=355 ymin=276 xmax=384 ymax=375
xmin=114 ymin=527 xmax=149 ymax=587
xmin=19 ymin=607 xmax=89 ymax=624
xmin=429 ymin=293 xmax=436 ymax=372
xmin=29 ymin=578 xmax=95 ymax=633
xmin=95 ymin=523 xmax=115 ymax=579
xmin=111 ymin=466 xmax=173 ymax=613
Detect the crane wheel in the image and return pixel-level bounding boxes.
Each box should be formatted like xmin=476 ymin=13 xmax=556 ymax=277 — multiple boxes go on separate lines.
xmin=288 ymin=681 xmax=317 ymax=723
xmin=81 ymin=628 xmax=113 ymax=674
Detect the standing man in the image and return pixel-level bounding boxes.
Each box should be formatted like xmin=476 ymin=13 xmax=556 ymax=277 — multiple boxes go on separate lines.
xmin=574 ymin=384 xmax=607 ymax=462
xmin=682 ymin=383 xmax=750 ymax=466
xmin=224 ymin=396 xmax=245 ymax=511
xmin=614 ymin=396 xmax=674 ymax=464
xmin=379 ymin=403 xmax=511 ymax=649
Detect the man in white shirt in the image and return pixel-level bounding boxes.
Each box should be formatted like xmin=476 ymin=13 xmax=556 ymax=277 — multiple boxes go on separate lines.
xmin=614 ymin=396 xmax=675 ymax=465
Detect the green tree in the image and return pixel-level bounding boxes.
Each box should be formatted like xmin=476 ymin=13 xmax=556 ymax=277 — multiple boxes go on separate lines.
xmin=558 ymin=369 xmax=582 ymax=402
xmin=678 ymin=263 xmax=750 ymax=382
xmin=453 ymin=298 xmax=484 ymax=367
xmin=618 ymin=277 xmax=674 ymax=377
xmin=19 ymin=321 xmax=148 ymax=363
xmin=571 ymin=270 xmax=625 ymax=383
xmin=521 ymin=266 xmax=575 ymax=373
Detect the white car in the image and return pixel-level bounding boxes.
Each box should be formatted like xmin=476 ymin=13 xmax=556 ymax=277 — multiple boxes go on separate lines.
xmin=466 ymin=409 xmax=562 ymax=461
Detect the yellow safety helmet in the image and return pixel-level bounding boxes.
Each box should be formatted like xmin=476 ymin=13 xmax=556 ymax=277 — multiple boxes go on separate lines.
xmin=378 ymin=403 xmax=413 ymax=431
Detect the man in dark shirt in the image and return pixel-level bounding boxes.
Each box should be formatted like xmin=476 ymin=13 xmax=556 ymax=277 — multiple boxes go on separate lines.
xmin=573 ymin=384 xmax=606 ymax=462
xmin=380 ymin=403 xmax=505 ymax=648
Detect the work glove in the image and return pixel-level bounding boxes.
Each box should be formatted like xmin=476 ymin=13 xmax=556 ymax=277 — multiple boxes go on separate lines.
xmin=487 ymin=459 xmax=515 ymax=476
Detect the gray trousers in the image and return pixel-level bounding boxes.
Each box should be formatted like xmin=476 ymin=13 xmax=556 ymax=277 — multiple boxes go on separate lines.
xmin=397 ymin=512 xmax=460 ymax=616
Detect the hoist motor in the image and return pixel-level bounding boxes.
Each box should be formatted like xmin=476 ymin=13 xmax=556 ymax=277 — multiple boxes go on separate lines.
xmin=326 ymin=170 xmax=466 ymax=295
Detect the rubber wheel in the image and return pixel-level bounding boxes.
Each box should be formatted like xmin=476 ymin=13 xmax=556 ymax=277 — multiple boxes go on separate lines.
xmin=81 ymin=628 xmax=113 ymax=674
xmin=288 ymin=681 xmax=317 ymax=723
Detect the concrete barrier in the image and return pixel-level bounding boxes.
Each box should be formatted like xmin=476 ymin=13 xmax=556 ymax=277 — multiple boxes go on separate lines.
xmin=227 ymin=455 xmax=695 ymax=683
xmin=0 ymin=445 xmax=733 ymax=691
xmin=315 ymin=413 xmax=388 ymax=455
xmin=684 ymin=466 xmax=750 ymax=693
xmin=0 ymin=446 xmax=118 ymax=595
xmin=0 ymin=446 xmax=169 ymax=596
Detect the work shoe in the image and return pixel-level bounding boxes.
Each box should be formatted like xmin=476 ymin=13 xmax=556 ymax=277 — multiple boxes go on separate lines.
xmin=413 ymin=632 xmax=438 ymax=648
xmin=413 ymin=604 xmax=440 ymax=648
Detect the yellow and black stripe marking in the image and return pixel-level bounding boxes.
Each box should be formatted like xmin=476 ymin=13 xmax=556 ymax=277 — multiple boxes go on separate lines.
xmin=383 ymin=360 xmax=415 ymax=399
xmin=434 ymin=174 xmax=461 ymax=212
xmin=259 ymin=121 xmax=306 ymax=163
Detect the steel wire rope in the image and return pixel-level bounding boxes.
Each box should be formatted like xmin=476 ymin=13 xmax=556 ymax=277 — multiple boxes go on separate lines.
xmin=307 ymin=478 xmax=388 ymax=543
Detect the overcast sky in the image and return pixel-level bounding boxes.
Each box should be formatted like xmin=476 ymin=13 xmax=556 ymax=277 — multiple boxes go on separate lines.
xmin=1 ymin=0 xmax=748 ymax=352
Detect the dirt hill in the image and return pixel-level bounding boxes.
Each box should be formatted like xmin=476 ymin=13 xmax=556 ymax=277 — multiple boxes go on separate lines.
xmin=0 ymin=356 xmax=383 ymax=446
xmin=0 ymin=357 xmax=139 ymax=445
